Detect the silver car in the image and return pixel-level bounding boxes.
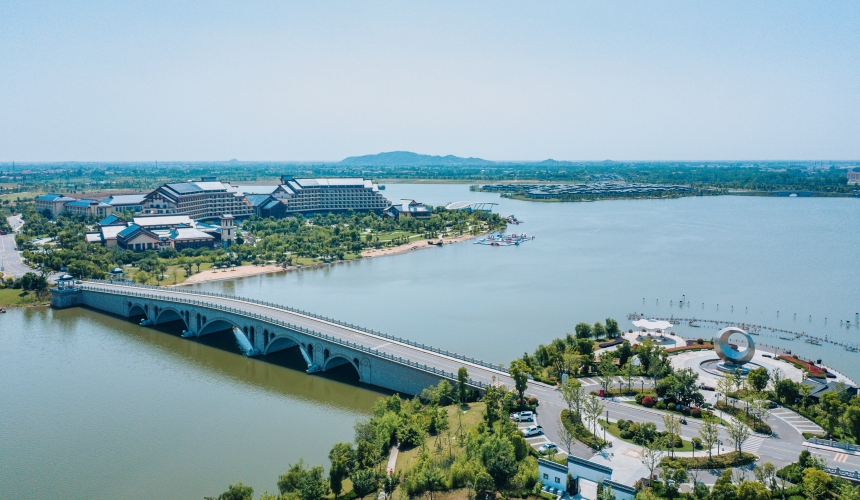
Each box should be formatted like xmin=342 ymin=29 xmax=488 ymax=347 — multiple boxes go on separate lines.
xmin=521 ymin=425 xmax=543 ymax=437
xmin=510 ymin=411 xmax=534 ymax=422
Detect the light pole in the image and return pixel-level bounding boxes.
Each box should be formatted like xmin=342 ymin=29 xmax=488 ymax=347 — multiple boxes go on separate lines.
xmin=604 ymin=410 xmax=608 ymax=445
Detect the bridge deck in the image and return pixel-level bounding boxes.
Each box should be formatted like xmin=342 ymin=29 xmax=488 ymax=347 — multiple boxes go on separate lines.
xmin=81 ymin=281 xmax=522 ymax=390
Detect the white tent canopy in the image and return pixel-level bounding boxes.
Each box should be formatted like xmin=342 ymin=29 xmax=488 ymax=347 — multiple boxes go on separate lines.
xmin=632 ymin=319 xmax=673 ymax=331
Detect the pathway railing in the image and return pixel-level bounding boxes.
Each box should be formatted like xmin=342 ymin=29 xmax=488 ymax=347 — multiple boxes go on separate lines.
xmin=809 ymin=437 xmax=860 ymax=453
xmin=825 ymin=467 xmax=860 ymax=481
xmin=85 ymin=279 xmax=509 ymax=374
xmin=81 ymin=283 xmax=492 ymax=389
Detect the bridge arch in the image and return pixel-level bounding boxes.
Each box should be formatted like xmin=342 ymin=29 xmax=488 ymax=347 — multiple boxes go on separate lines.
xmin=265 ymin=334 xmax=302 ymax=355
xmin=154 ymin=307 xmax=188 ymax=329
xmin=198 ymin=317 xmax=240 ymax=336
xmin=128 ymin=303 xmax=148 ymax=318
xmin=322 ymin=354 xmax=361 ymax=380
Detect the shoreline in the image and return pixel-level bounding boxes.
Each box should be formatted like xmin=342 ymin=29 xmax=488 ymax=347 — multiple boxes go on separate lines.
xmin=361 ymin=232 xmax=481 ymax=259
xmin=170 ymin=233 xmax=483 ymax=287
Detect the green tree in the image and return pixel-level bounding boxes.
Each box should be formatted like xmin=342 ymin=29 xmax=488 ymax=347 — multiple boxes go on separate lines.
xmin=802 ymin=468 xmax=831 ymax=500
xmin=710 ymin=471 xmax=738 ymax=500
xmin=747 ymin=367 xmax=770 ymax=392
xmin=736 ymin=480 xmax=771 ymax=500
xmin=349 ymin=468 xmax=376 ymax=499
xmin=457 ymin=366 xmax=468 ymax=403
xmin=509 ymin=359 xmax=530 ymax=402
xmin=592 ymin=322 xmax=607 ymax=340
xmin=205 ymin=481 xmax=254 ymax=500
xmin=278 ymin=460 xmax=330 ymax=500
xmin=480 ymin=434 xmax=517 ymax=488
xmin=605 ymin=318 xmax=621 ymax=338
xmin=328 ymin=442 xmax=355 ymax=498
xmin=575 ymin=322 xmax=592 ymax=339
xmin=698 ymin=419 xmax=719 ymax=460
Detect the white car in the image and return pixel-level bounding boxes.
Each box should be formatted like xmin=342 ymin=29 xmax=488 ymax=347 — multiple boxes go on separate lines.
xmin=521 ymin=425 xmax=543 ymax=437
xmin=510 ymin=411 xmax=534 ymax=422
xmin=537 ymin=442 xmax=558 ymax=454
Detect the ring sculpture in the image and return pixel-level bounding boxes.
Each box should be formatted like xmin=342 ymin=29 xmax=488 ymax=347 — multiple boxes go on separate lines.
xmin=714 ymin=327 xmax=755 ymax=366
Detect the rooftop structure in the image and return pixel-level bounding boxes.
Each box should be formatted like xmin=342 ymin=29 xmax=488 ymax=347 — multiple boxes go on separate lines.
xmin=386 ymin=199 xmax=431 ymax=219
xmin=142 ymin=178 xmax=253 ymax=220
xmin=34 ymin=193 xmax=77 ymax=217
xmin=444 ymin=201 xmax=498 ymax=212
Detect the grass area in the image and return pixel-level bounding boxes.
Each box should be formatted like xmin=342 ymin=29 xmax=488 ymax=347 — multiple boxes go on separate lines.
xmin=123 ymin=262 xmax=216 ymax=286
xmin=395 ymin=402 xmax=485 ymax=474
xmin=0 ymin=288 xmax=49 ymax=307
xmin=0 ymin=191 xmax=42 ymax=202
xmin=599 ymin=419 xmax=695 ymax=452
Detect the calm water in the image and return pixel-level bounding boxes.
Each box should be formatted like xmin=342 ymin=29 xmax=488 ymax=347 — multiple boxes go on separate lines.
xmin=3 ymin=185 xmax=860 ymax=499
xmin=195 ymin=185 xmax=860 ymax=380
xmin=0 ymin=307 xmax=381 ymax=499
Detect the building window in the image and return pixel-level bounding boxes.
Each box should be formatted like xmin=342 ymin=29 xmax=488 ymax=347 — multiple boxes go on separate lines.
xmin=555 ymin=477 xmax=560 ymax=483
xmin=543 ymin=474 xmax=548 ymax=480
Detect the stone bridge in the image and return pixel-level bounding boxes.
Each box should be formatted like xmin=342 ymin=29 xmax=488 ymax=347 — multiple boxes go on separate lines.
xmin=51 ymin=281 xmax=515 ymax=396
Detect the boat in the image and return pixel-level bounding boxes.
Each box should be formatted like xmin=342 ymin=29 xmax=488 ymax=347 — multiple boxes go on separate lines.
xmin=805 ymin=339 xmax=821 ymax=345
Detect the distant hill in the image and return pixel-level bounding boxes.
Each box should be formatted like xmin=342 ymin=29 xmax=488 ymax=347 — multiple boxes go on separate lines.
xmin=339 ymin=151 xmax=496 ymax=166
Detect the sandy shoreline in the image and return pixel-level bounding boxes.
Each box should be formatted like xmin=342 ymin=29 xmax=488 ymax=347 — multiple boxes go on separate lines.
xmin=171 ymin=233 xmax=482 ymax=286
xmin=175 ymin=264 xmax=288 ymax=286
xmin=361 ymin=233 xmax=480 ymax=259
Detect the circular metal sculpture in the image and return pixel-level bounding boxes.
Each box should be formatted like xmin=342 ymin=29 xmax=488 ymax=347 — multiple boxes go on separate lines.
xmin=714 ymin=327 xmax=755 ymax=366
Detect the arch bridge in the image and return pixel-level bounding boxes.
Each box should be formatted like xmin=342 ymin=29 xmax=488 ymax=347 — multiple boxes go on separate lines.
xmin=51 ymin=281 xmax=512 ymax=395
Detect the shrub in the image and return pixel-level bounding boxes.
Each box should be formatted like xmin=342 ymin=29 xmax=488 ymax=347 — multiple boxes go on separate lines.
xmin=617 ymin=419 xmax=632 ymax=431
xmin=641 ymin=396 xmax=655 ymax=407
xmin=635 ymin=393 xmax=646 ymax=404
xmin=692 ymin=437 xmax=702 ymax=449
xmin=667 ymin=403 xmax=676 ymax=411
xmin=528 ymin=397 xmax=538 ymax=405
xmin=696 ymin=338 xmax=704 ymax=345
xmin=691 ymin=408 xmax=702 ymax=418
xmin=655 ymin=401 xmax=667 ymax=410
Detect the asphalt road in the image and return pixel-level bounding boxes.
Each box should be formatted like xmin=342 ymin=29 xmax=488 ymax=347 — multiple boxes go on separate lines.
xmin=1 ymin=215 xmax=30 ymax=278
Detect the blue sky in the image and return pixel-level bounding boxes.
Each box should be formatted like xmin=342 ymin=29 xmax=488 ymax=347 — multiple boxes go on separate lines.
xmin=1 ymin=1 xmax=858 ymax=162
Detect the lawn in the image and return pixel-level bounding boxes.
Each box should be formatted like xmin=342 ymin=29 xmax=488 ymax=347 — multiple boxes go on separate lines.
xmin=0 ymin=191 xmax=42 ymax=202
xmin=394 ymin=402 xmax=486 ymax=474
xmin=0 ymin=288 xmax=49 ymax=307
xmin=123 ymin=262 xmax=216 ymax=286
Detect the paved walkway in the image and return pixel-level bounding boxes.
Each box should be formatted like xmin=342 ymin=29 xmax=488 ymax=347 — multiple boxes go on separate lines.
xmin=771 ymin=407 xmax=824 ymax=435
xmin=1 ymin=216 xmax=30 ymax=278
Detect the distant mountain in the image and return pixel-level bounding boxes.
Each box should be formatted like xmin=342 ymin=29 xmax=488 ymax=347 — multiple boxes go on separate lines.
xmin=339 ymin=151 xmax=496 ymax=166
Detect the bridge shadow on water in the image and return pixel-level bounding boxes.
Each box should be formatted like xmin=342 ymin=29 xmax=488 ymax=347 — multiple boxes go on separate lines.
xmin=146 ymin=318 xmax=380 ymax=392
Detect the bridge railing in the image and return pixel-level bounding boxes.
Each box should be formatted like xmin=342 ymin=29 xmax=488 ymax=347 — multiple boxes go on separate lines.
xmin=809 ymin=437 xmax=860 ymax=453
xmin=87 ymin=280 xmax=509 ymax=374
xmin=825 ymin=467 xmax=860 ymax=481
xmin=82 ymin=284 xmax=492 ymax=390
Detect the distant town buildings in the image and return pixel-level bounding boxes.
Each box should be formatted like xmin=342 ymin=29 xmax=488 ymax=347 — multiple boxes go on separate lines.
xmin=849 ymin=171 xmax=860 ymax=184
xmin=479 ymin=182 xmax=692 ymax=199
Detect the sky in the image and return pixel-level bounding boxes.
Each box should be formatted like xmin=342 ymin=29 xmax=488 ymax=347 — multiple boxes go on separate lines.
xmin=1 ymin=1 xmax=858 ymax=162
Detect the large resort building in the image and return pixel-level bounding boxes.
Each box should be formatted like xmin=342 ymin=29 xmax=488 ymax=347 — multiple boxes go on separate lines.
xmin=73 ymin=176 xmax=394 ymax=252
xmin=141 ymin=176 xmax=389 ymax=221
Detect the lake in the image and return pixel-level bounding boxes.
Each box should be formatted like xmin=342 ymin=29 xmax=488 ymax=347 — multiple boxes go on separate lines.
xmin=2 ymin=184 xmax=859 ymax=498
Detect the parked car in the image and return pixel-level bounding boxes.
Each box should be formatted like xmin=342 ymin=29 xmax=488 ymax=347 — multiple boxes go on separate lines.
xmin=521 ymin=425 xmax=543 ymax=437
xmin=510 ymin=411 xmax=534 ymax=422
xmin=537 ymin=442 xmax=558 ymax=454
